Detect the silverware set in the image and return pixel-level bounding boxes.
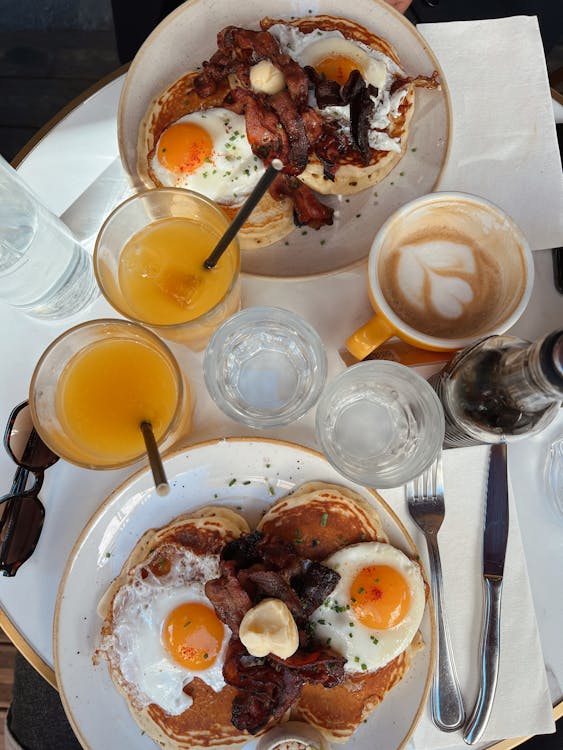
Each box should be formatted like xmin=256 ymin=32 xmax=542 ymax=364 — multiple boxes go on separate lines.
xmin=406 ymin=445 xmax=509 ymax=743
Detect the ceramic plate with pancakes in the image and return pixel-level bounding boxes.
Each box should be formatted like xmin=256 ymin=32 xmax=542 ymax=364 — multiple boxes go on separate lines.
xmin=55 ymin=439 xmax=435 ymax=750
xmin=118 ymin=0 xmax=451 ymax=278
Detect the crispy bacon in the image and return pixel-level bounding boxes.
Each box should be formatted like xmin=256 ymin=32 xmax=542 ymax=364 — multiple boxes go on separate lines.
xmin=304 ymin=65 xmax=344 ymax=108
xmin=195 ymin=26 xmax=308 ymax=107
xmin=269 ymin=90 xmax=309 ymax=174
xmin=245 ymin=569 xmax=304 ymax=617
xmin=291 ymin=560 xmax=341 ymax=616
xmin=207 ymin=532 xmax=345 ymax=733
xmin=205 ymin=559 xmax=251 ymax=635
xmin=225 ymin=88 xmax=289 ymax=163
xmin=389 ymin=70 xmax=441 ymax=96
xmin=225 ymin=639 xmax=304 ymax=732
xmin=224 ymin=638 xmax=345 ymax=734
xmin=342 ymin=70 xmax=375 ymax=166
xmin=271 ymin=174 xmax=334 ymax=229
xmin=301 ymin=107 xmax=324 ymax=147
xmin=269 ymin=647 xmax=346 ymax=687
xmin=312 ymin=120 xmax=350 ymax=181
xmin=193 ymin=25 xmax=435 ymax=232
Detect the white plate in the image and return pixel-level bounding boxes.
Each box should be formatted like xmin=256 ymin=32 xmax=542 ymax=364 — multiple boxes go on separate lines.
xmin=55 ymin=438 xmax=434 ymax=750
xmin=118 ymin=0 xmax=451 ymax=278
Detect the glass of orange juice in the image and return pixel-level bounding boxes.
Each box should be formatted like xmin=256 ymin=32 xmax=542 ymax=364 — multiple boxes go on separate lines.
xmin=94 ymin=189 xmax=240 ymax=351
xmin=29 ymin=319 xmax=191 ymax=469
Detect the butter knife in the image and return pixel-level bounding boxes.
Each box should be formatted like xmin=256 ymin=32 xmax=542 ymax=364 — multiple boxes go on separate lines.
xmin=463 ymin=442 xmax=509 ymax=745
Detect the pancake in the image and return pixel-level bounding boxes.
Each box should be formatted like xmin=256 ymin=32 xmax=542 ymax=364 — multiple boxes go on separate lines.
xmin=257 ymin=481 xmax=389 ymax=560
xmin=258 ymin=482 xmax=425 ymax=743
xmin=293 ymin=633 xmax=424 ymax=742
xmin=260 ymin=15 xmax=419 ymax=196
xmin=97 ymin=507 xmax=253 ymax=750
xmin=136 ymin=71 xmax=294 ymax=250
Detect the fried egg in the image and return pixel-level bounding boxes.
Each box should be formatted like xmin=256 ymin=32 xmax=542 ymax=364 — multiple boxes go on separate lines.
xmin=311 ymin=542 xmax=425 ymax=673
xmin=150 ymin=108 xmax=265 ymax=206
xmin=104 ymin=545 xmax=229 ymax=715
xmin=268 ymin=25 xmax=408 ymax=153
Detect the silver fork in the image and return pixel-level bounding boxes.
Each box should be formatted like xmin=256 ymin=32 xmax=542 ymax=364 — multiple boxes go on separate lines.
xmin=406 ymin=453 xmax=465 ymax=732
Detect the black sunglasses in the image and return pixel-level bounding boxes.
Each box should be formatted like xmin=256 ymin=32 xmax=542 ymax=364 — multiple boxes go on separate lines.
xmin=1 ymin=402 xmax=58 ymax=577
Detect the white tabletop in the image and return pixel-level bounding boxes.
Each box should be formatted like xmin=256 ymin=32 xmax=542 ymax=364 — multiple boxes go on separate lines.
xmin=1 ymin=72 xmax=562 ymax=744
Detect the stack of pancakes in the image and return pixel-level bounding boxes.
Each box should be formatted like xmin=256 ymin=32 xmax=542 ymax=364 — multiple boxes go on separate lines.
xmin=136 ymin=14 xmax=423 ymax=250
xmin=98 ymin=485 xmax=426 ymax=748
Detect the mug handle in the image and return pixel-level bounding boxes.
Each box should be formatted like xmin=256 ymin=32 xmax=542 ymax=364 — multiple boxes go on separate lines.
xmin=346 ymin=315 xmax=395 ymax=360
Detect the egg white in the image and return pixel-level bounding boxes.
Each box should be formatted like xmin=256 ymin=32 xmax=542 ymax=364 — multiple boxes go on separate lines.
xmin=150 ymin=108 xmax=265 ymax=206
xmin=311 ymin=542 xmax=425 ymax=673
xmin=105 ymin=546 xmax=229 ymax=716
xmin=268 ymin=25 xmax=408 ymax=154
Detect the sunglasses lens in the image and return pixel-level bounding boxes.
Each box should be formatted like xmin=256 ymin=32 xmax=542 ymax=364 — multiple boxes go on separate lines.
xmin=6 ymin=404 xmax=58 ymax=471
xmin=0 ymin=495 xmax=45 ymax=577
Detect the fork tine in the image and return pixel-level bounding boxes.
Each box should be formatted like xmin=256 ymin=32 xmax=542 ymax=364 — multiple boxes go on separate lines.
xmin=406 ymin=480 xmax=415 ymax=500
xmin=417 ymin=473 xmax=424 ymax=500
xmin=435 ymin=451 xmax=444 ymax=497
xmin=428 ymin=457 xmax=437 ymax=498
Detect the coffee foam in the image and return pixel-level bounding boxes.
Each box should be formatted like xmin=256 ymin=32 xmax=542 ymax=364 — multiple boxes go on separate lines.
xmin=377 ymin=199 xmax=526 ymax=340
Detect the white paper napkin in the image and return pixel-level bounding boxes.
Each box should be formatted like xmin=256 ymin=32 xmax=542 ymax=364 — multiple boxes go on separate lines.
xmin=418 ymin=16 xmax=563 ymax=252
xmin=382 ymin=446 xmax=555 ymax=749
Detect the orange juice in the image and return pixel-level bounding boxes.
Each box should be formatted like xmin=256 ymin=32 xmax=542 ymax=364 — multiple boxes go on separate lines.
xmin=56 ymin=337 xmax=181 ymax=464
xmin=118 ymin=217 xmax=237 ymax=326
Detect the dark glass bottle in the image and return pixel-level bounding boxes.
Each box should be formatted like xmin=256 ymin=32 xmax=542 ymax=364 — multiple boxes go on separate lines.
xmin=430 ymin=329 xmax=563 ymax=447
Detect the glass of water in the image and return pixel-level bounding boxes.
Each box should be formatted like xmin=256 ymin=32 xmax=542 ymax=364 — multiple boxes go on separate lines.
xmin=0 ymin=155 xmax=98 ymax=319
xmin=315 ymin=361 xmax=445 ymax=488
xmin=203 ymin=307 xmax=327 ymax=428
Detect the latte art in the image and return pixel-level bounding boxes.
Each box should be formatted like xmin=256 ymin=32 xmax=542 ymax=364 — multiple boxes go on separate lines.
xmin=396 ymin=239 xmax=477 ymax=319
xmin=380 ymin=225 xmax=506 ymax=339
xmin=347 ymin=193 xmax=531 ymax=362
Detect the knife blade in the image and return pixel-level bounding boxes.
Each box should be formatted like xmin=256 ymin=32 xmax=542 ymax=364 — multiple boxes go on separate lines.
xmin=463 ymin=442 xmax=509 ymax=745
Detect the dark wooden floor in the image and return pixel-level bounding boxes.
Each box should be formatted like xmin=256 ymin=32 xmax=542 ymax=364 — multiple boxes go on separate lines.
xmin=0 ymin=29 xmax=120 ymax=162
xmin=0 ymin=630 xmax=16 ymax=748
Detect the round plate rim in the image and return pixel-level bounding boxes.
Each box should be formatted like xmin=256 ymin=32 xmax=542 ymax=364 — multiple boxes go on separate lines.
xmin=54 ymin=436 xmax=436 ymax=750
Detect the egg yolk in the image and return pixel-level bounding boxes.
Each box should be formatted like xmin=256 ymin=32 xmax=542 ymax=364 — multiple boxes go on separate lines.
xmin=157 ymin=122 xmax=213 ymax=174
xmin=350 ymin=565 xmax=410 ymax=629
xmin=315 ymin=55 xmax=362 ymax=86
xmin=162 ymin=602 xmax=223 ymax=670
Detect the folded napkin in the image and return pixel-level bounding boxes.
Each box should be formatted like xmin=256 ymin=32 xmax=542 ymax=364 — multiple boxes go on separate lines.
xmin=381 ymin=445 xmax=554 ymax=749
xmin=418 ymin=17 xmax=563 ymax=252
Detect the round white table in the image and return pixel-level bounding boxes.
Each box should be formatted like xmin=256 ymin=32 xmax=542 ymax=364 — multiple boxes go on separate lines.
xmin=1 ymin=72 xmax=562 ymax=749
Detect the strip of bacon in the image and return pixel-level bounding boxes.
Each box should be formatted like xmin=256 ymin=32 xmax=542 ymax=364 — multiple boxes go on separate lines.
xmin=204 ymin=559 xmax=251 ymax=636
xmin=389 ymin=70 xmax=441 ymax=96
xmin=224 ymin=87 xmax=289 ymax=163
xmin=271 ymin=174 xmax=334 ymax=229
xmin=269 ymin=90 xmax=309 ymax=174
xmin=224 ymin=638 xmax=345 ymax=733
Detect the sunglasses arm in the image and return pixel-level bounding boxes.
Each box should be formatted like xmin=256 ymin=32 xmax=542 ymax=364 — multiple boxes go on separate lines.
xmin=0 ymin=467 xmax=31 ymax=506
xmin=10 ymin=466 xmax=29 ymax=496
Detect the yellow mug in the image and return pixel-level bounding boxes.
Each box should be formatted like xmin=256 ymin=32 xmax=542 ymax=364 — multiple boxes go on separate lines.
xmin=346 ymin=192 xmax=534 ymax=360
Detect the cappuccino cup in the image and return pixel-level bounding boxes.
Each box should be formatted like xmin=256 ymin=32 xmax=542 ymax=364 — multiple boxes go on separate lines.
xmin=346 ymin=192 xmax=534 ymax=359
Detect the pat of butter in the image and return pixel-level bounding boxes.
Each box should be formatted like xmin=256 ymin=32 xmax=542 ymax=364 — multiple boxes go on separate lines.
xmin=239 ymin=598 xmax=299 ymax=658
xmin=249 ymin=60 xmax=285 ymax=95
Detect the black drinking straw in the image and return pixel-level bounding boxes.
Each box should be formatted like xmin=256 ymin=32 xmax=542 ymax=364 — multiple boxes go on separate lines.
xmin=140 ymin=420 xmax=170 ymax=497
xmin=203 ymin=158 xmax=284 ymax=269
